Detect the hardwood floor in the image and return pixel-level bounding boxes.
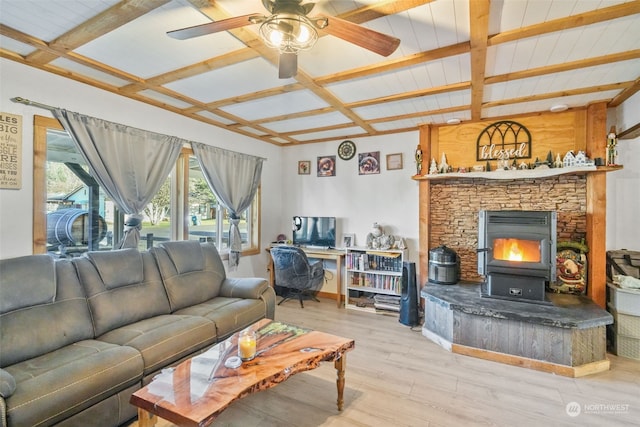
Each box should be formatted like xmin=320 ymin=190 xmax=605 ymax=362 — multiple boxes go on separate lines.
xmin=129 ymin=297 xmax=640 ymax=427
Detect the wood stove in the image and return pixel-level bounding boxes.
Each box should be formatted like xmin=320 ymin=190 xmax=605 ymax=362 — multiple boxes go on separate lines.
xmin=477 ymin=210 xmax=556 ymax=304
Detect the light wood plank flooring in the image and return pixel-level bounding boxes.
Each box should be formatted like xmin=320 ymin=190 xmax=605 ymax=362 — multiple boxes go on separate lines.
xmin=129 ymin=297 xmax=640 ymax=427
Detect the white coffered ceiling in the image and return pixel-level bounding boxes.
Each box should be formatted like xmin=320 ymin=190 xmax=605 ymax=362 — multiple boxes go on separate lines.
xmin=1 ymin=0 xmax=639 ymax=146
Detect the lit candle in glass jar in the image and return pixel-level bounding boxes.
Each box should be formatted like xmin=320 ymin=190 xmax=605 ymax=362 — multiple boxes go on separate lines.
xmin=238 ymin=329 xmax=257 ymax=361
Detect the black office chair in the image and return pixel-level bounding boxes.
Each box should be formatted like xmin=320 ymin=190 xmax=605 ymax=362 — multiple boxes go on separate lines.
xmin=270 ymin=246 xmax=324 ymax=308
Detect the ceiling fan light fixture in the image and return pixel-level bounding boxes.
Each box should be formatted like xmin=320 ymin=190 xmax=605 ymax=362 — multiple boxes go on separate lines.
xmin=260 ymin=13 xmax=318 ymax=53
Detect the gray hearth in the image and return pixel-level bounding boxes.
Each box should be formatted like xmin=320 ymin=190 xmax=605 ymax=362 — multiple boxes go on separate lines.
xmin=421 ymin=283 xmax=613 ymax=377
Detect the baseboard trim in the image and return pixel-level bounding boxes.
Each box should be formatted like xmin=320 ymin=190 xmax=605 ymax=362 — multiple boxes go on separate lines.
xmin=451 ymin=344 xmax=610 ymax=378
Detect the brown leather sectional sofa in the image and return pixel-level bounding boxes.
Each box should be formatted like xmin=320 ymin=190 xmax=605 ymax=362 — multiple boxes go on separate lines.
xmin=0 ymin=240 xmax=275 ymax=427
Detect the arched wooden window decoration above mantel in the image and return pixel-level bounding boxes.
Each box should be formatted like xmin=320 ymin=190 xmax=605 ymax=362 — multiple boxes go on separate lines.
xmin=476 ymin=121 xmax=532 ymax=161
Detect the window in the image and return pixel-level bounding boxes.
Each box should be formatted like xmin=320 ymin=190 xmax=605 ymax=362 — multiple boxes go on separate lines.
xmin=34 ymin=117 xmax=260 ymax=257
xmin=186 ymin=155 xmax=259 ymax=255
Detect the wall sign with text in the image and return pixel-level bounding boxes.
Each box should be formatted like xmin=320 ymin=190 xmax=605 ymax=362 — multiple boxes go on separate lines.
xmin=0 ymin=112 xmax=22 ymax=190
xmin=476 ymin=120 xmax=532 ymax=162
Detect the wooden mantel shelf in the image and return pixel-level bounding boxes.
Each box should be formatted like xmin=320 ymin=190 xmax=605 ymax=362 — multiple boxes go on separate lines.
xmin=411 ymin=165 xmax=623 ymax=181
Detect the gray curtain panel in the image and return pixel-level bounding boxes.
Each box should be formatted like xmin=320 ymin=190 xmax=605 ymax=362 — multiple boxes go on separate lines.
xmin=53 ymin=109 xmax=184 ymax=249
xmin=191 ymin=142 xmax=264 ymax=270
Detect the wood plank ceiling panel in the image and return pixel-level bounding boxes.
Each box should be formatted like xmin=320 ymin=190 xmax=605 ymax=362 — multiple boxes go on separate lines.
xmin=1 ymin=0 xmax=638 ymax=145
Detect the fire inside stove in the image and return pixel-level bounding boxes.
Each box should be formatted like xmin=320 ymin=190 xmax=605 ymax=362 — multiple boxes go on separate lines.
xmin=493 ymin=239 xmax=541 ymax=263
xmin=478 ymin=210 xmax=556 ymax=304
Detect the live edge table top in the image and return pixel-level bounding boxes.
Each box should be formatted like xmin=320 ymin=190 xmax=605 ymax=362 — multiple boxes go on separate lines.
xmin=130 ymin=319 xmax=355 ymax=427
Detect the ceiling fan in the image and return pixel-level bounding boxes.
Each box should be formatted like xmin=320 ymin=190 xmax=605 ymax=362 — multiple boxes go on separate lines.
xmin=168 ymin=0 xmax=401 ymax=78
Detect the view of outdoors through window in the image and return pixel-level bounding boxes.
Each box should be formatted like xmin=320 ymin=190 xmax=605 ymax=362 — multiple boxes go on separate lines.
xmin=44 ymin=130 xmax=252 ymax=257
xmin=187 ymin=156 xmax=250 ymax=249
xmin=46 ymin=129 xmax=113 ymax=256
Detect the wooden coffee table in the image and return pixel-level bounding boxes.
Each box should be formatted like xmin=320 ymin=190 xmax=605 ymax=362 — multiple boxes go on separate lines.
xmin=130 ymin=319 xmax=355 ymax=427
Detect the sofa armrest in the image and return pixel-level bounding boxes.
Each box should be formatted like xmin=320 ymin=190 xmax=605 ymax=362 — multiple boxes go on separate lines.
xmin=0 ymin=369 xmax=16 ymax=398
xmin=219 ymin=277 xmax=269 ymax=299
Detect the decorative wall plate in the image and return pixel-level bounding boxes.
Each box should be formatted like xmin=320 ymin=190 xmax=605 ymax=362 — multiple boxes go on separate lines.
xmin=338 ymin=140 xmax=356 ymax=160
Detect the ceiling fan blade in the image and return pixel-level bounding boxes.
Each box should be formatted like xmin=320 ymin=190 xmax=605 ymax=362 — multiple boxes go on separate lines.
xmin=279 ymin=52 xmax=298 ymax=79
xmin=167 ymin=14 xmax=262 ymax=40
xmin=316 ymin=14 xmax=400 ymax=57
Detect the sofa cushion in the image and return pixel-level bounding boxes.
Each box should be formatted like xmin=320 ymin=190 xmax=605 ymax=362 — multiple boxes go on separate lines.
xmin=74 ymin=250 xmax=172 ymax=337
xmin=0 ymin=254 xmax=56 ymax=313
xmin=0 ymin=368 xmax=16 ymax=398
xmin=151 ymin=242 xmax=226 ymax=312
xmin=96 ymin=314 xmax=216 ymax=376
xmin=0 ymin=259 xmax=94 ymax=367
xmin=160 ymin=240 xmax=205 ymax=274
xmin=175 ymin=298 xmax=268 ymax=340
xmin=4 ymin=340 xmax=142 ymax=427
xmin=85 ymin=249 xmax=143 ymax=290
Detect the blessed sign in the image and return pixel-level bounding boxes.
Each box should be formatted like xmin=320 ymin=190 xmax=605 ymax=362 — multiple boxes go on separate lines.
xmin=476 ymin=121 xmax=531 ymax=161
xmin=0 ymin=113 xmax=22 ymax=190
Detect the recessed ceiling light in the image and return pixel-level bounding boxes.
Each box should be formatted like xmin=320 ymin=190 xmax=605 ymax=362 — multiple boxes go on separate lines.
xmin=446 ymin=118 xmax=461 ymax=125
xmin=550 ymin=104 xmax=568 ymax=113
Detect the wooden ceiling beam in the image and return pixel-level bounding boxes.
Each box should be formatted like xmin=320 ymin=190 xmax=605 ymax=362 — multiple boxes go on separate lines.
xmin=609 ymin=77 xmax=640 ymax=108
xmin=488 ymin=2 xmax=640 ymax=46
xmin=26 ymin=0 xmax=171 ymax=65
xmin=468 ymin=0 xmax=490 ymax=122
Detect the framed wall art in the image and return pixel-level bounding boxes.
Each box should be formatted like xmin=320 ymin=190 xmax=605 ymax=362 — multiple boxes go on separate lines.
xmin=342 ymin=234 xmax=355 ymax=248
xmin=386 ymin=153 xmax=403 ymax=170
xmin=317 ymin=156 xmax=336 ymax=177
xmin=298 ymin=160 xmax=310 ymax=175
xmin=358 ymin=151 xmax=380 ymax=175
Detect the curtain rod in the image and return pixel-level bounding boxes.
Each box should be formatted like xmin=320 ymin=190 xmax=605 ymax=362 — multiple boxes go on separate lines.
xmin=11 ymin=97 xmax=57 ymax=111
xmin=10 ymin=96 xmax=267 ymax=160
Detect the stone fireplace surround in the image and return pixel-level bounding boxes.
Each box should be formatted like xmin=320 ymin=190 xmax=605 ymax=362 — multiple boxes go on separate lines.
xmin=429 ymin=175 xmax=587 ymax=282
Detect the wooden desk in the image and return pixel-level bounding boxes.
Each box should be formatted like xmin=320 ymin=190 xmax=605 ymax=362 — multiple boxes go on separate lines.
xmin=266 ymin=246 xmax=345 ymax=307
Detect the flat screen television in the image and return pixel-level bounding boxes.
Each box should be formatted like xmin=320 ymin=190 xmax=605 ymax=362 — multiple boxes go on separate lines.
xmin=292 ymin=216 xmax=336 ymax=248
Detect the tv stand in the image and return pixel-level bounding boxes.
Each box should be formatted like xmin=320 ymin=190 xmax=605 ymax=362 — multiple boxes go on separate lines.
xmin=265 ymin=247 xmax=346 ymax=307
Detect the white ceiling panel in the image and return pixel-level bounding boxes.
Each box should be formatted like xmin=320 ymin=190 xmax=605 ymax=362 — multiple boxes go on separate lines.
xmin=74 ymin=1 xmax=247 ymax=78
xmin=299 ymin=33 xmax=399 ymax=77
xmin=0 ymin=0 xmax=119 ymax=41
xmin=195 ymin=111 xmax=236 ymax=125
xmin=220 ymin=90 xmax=330 ymax=121
xmin=483 ymin=90 xmax=622 ymax=118
xmin=0 ymin=36 xmax=36 ymax=56
xmin=485 ymin=59 xmax=640 ymax=101
xmin=328 ymin=54 xmax=470 ymax=103
xmin=137 ymin=90 xmax=193 ymax=109
xmin=490 ymin=0 xmax=630 ymax=34
xmin=354 ymin=90 xmax=470 ymax=120
xmin=488 ymin=14 xmax=640 ymax=76
xmin=293 ymin=126 xmax=366 ymax=141
xmin=49 ymin=57 xmax=131 ymax=87
xmin=164 ymin=57 xmax=289 ymax=102
xmin=261 ymin=112 xmax=353 ymax=134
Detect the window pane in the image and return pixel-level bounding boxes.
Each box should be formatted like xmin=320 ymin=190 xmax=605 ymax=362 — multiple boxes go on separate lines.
xmin=188 ymin=156 xmax=219 ymax=245
xmin=46 ymin=129 xmax=113 ymax=256
xmin=141 ymin=176 xmax=172 ymax=250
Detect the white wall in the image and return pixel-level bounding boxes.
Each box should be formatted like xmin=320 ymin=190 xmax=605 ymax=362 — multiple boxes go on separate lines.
xmin=279 ymin=135 xmax=421 ymax=260
xmin=0 ymin=59 xmax=282 ymax=278
xmin=607 ymin=92 xmax=640 ymax=251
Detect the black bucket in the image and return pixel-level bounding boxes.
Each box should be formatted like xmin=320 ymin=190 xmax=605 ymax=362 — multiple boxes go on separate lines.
xmin=47 ymin=208 xmax=107 ymax=246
